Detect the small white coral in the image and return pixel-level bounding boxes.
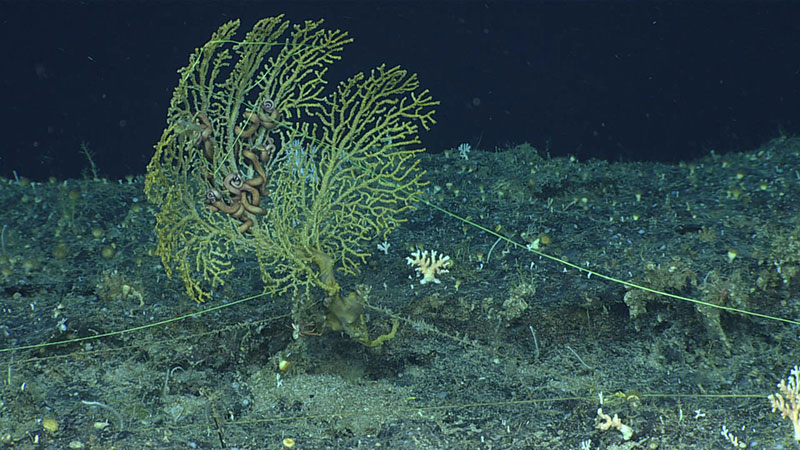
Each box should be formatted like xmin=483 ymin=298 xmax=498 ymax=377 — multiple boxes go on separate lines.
xmin=595 ymin=408 xmax=633 ymax=441
xmin=457 ymin=142 xmax=471 ymax=160
xmin=769 ymin=365 xmax=800 ymax=441
xmin=406 ymin=249 xmax=451 ymax=285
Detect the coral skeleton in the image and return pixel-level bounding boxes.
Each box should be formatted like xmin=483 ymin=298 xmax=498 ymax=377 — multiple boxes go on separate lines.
xmin=406 ymin=249 xmax=451 ymax=284
xmin=769 ymin=365 xmax=800 ymax=441
xmin=595 ymin=408 xmax=633 ymax=441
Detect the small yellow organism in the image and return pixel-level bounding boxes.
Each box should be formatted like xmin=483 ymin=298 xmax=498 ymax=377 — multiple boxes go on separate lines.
xmin=42 ymin=417 xmax=58 ymax=433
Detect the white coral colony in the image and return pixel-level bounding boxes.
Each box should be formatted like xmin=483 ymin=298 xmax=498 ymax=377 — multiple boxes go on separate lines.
xmin=406 ymin=249 xmax=451 ymax=284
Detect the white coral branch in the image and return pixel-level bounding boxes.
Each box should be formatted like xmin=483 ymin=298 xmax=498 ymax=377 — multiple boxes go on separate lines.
xmin=769 ymin=365 xmax=800 ymax=441
xmin=406 ymin=249 xmax=451 ymax=285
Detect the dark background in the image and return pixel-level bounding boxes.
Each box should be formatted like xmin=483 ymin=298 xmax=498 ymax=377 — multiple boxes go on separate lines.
xmin=2 ymin=1 xmax=799 ymax=180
